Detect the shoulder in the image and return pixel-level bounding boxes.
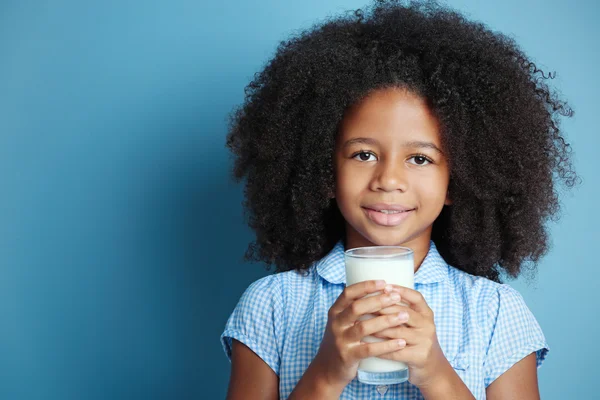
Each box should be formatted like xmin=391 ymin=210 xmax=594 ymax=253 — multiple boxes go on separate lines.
xmin=445 ymin=264 xmax=503 ymax=303
xmin=445 ymin=261 xmax=545 ymax=333
xmin=236 ymin=273 xmax=283 ymax=308
xmin=444 ymin=266 xmax=538 ymax=332
xmin=483 ymin=282 xmax=530 ymax=319
xmin=452 ymin=267 xmax=532 ymax=319
xmin=239 ymin=267 xmax=319 ymax=307
xmin=446 ymin=264 xmax=521 ymax=302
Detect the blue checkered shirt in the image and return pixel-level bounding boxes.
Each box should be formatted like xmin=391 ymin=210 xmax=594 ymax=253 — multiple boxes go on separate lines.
xmin=221 ymin=240 xmax=548 ymax=399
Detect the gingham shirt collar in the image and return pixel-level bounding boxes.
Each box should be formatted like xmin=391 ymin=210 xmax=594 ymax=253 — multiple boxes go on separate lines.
xmin=316 ymin=240 xmax=448 ymax=285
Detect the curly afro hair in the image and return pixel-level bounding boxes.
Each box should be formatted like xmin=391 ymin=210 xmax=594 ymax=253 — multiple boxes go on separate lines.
xmin=225 ymin=0 xmax=579 ymax=283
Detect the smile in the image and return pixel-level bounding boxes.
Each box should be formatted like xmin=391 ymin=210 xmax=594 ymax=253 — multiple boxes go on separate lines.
xmin=363 ymin=207 xmax=414 ymax=227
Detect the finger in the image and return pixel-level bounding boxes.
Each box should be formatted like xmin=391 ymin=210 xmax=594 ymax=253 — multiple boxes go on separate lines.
xmin=345 ymin=312 xmax=406 ymax=342
xmin=329 ymin=280 xmax=387 ymax=316
xmin=375 ymin=306 xmax=421 ymax=328
xmin=375 ymin=306 xmax=421 ymax=327
xmin=376 ymin=304 xmax=405 ymax=315
xmin=370 ymin=325 xmax=418 ymax=344
xmin=337 ymin=291 xmax=401 ymax=326
xmin=377 ymin=345 xmax=418 ymax=362
xmin=390 ymin=286 xmax=432 ymax=315
xmin=352 ymin=338 xmax=407 ymax=360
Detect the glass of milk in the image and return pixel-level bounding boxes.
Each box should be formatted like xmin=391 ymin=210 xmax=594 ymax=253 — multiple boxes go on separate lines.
xmin=344 ymin=246 xmax=414 ymax=385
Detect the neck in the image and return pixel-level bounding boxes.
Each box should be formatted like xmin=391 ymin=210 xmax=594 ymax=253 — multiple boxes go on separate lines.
xmin=410 ymin=240 xmax=431 ymax=273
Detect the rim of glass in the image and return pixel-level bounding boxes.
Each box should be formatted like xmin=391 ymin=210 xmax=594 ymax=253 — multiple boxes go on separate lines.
xmin=344 ymin=246 xmax=413 ymax=258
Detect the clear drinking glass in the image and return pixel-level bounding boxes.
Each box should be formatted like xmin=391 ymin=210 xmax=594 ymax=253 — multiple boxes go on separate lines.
xmin=344 ymin=246 xmax=414 ymax=385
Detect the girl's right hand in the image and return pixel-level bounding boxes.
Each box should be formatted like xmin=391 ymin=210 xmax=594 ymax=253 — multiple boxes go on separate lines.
xmin=312 ymin=280 xmax=408 ymax=388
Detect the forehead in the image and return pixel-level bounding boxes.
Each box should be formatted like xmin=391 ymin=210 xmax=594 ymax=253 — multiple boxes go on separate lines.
xmin=338 ymin=87 xmax=442 ymax=145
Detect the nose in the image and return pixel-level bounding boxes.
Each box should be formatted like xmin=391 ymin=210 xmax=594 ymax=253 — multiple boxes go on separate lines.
xmin=370 ymin=157 xmax=408 ymax=192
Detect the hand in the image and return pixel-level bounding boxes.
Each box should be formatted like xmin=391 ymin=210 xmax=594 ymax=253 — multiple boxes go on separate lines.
xmin=311 ymin=280 xmax=410 ymax=388
xmin=372 ymin=285 xmax=450 ymax=390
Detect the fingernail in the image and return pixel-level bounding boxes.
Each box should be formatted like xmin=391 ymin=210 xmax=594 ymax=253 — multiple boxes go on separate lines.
xmin=384 ymin=284 xmax=394 ymax=293
xmin=397 ymin=312 xmax=408 ymax=321
xmin=397 ymin=339 xmax=406 ymax=347
xmin=375 ymin=280 xmax=386 ymax=288
xmin=390 ymin=292 xmax=401 ymax=301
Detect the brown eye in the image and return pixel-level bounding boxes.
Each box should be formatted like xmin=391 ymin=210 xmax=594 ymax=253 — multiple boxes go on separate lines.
xmin=352 ymin=151 xmax=377 ymax=162
xmin=409 ymin=155 xmax=432 ymax=166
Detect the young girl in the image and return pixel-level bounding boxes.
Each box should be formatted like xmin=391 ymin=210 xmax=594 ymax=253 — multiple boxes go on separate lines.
xmin=220 ymin=0 xmax=577 ymax=398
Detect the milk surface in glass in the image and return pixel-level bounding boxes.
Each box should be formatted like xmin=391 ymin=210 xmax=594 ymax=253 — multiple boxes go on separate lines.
xmin=344 ymin=247 xmax=414 ymax=374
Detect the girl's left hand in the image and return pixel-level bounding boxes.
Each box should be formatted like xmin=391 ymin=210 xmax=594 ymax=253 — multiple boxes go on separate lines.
xmin=371 ymin=285 xmax=450 ymax=390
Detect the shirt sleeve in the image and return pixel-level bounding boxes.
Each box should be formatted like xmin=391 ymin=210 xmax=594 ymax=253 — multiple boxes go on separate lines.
xmin=220 ymin=274 xmax=283 ymax=375
xmin=483 ymin=284 xmax=549 ymax=388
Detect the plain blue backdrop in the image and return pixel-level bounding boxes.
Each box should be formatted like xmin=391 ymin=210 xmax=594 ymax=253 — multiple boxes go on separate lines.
xmin=0 ymin=0 xmax=598 ymax=399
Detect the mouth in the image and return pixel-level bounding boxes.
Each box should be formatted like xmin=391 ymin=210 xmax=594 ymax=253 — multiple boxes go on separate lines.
xmin=362 ymin=207 xmax=415 ymax=227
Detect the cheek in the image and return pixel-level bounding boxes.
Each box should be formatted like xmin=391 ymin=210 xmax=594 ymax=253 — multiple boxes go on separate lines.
xmin=335 ymin=172 xmax=357 ymax=200
xmin=335 ymin=169 xmax=367 ymax=216
xmin=335 ymin=164 xmax=362 ymax=191
xmin=414 ymin=174 xmax=449 ymax=203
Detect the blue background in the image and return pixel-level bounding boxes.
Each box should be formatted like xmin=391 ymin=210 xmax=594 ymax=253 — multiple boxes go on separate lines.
xmin=0 ymin=0 xmax=597 ymax=398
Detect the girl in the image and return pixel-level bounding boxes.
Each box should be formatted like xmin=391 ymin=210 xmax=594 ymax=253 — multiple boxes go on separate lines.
xmin=220 ymin=0 xmax=578 ymax=398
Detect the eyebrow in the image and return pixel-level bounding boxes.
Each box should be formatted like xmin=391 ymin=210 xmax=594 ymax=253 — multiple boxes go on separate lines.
xmin=343 ymin=137 xmax=444 ymax=154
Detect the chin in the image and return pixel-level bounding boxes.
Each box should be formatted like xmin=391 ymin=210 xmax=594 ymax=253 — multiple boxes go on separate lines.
xmin=359 ymin=231 xmax=410 ymax=247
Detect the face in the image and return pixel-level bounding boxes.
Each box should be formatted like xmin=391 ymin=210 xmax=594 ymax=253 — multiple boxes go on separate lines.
xmin=334 ymin=87 xmax=451 ymax=253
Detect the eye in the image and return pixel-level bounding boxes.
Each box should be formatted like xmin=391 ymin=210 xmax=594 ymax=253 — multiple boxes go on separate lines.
xmin=408 ymin=155 xmax=433 ymax=166
xmin=352 ymin=151 xmax=377 ymax=162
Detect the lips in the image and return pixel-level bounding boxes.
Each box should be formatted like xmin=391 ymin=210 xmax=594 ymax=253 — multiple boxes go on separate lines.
xmin=364 ymin=203 xmax=415 ymax=213
xmin=363 ymin=204 xmax=415 ymax=227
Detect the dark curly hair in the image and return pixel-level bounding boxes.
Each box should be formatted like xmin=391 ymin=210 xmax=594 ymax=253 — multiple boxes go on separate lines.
xmin=225 ymin=0 xmax=579 ymax=283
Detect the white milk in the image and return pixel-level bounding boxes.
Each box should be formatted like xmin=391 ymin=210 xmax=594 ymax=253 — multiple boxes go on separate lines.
xmin=344 ymin=254 xmax=414 ymax=373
